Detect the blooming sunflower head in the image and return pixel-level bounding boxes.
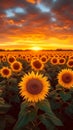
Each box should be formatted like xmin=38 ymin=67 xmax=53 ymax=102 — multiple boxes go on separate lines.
xmin=31 ymin=59 xmax=44 ymax=71
xmin=57 ymin=69 xmax=73 ymax=89
xmin=0 ymin=67 xmax=11 ymax=78
xmin=40 ymin=55 xmax=48 ymax=63
xmin=67 ymin=59 xmax=73 ymax=68
xmin=7 ymin=55 xmax=16 ymax=64
xmin=50 ymin=57 xmax=59 ymax=65
xmin=1 ymin=57 xmax=6 ymax=62
xmin=59 ymin=58 xmax=66 ymax=65
xmin=11 ymin=61 xmax=22 ymax=73
xmin=19 ymin=71 xmax=50 ymax=102
xmin=26 ymin=57 xmax=31 ymax=63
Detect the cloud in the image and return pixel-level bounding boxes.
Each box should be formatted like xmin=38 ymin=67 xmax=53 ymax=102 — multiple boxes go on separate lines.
xmin=0 ymin=0 xmax=73 ymax=49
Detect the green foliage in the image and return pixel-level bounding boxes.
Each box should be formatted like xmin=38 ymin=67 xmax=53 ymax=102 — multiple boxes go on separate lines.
xmin=13 ymin=101 xmax=37 ymax=130
xmin=0 ymin=52 xmax=73 ymax=130
xmin=37 ymin=99 xmax=63 ymax=126
xmin=65 ymin=103 xmax=73 ymax=118
xmin=59 ymin=91 xmax=71 ymax=102
xmin=39 ymin=114 xmax=55 ymax=130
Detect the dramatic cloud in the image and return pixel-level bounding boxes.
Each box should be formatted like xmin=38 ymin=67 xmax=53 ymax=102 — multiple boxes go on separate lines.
xmin=0 ymin=0 xmax=73 ymax=49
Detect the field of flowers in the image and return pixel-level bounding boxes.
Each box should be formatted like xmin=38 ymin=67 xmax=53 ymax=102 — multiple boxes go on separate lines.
xmin=0 ymin=50 xmax=73 ymax=130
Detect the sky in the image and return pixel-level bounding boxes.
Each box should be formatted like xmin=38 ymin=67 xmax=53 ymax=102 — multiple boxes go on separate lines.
xmin=0 ymin=0 xmax=73 ymax=50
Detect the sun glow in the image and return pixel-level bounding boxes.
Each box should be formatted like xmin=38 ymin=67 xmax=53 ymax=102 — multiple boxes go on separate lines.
xmin=30 ymin=46 xmax=42 ymax=51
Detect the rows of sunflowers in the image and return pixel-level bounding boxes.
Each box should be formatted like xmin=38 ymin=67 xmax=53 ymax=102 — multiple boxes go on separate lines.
xmin=0 ymin=50 xmax=73 ymax=130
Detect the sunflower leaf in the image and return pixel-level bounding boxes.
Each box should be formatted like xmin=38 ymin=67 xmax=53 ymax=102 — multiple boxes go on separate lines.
xmin=39 ymin=114 xmax=55 ymax=130
xmin=59 ymin=91 xmax=71 ymax=102
xmin=37 ymin=99 xmax=55 ymax=115
xmin=13 ymin=105 xmax=37 ymax=130
xmin=37 ymin=99 xmax=63 ymax=126
xmin=18 ymin=101 xmax=29 ymax=117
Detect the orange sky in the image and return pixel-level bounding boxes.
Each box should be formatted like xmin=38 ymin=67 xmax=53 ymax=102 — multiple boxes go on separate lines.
xmin=0 ymin=0 xmax=73 ymax=50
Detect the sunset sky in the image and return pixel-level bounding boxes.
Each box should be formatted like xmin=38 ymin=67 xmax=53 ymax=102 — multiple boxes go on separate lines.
xmin=0 ymin=0 xmax=73 ymax=50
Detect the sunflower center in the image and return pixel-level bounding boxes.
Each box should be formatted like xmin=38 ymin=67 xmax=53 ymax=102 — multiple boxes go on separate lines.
xmin=68 ymin=61 xmax=73 ymax=66
xmin=13 ymin=63 xmax=20 ymax=70
xmin=62 ymin=73 xmax=72 ymax=83
xmin=3 ymin=69 xmax=9 ymax=75
xmin=52 ymin=58 xmax=57 ymax=63
xmin=9 ymin=57 xmax=15 ymax=63
xmin=33 ymin=60 xmax=42 ymax=69
xmin=26 ymin=78 xmax=43 ymax=94
xmin=60 ymin=59 xmax=64 ymax=63
xmin=41 ymin=57 xmax=46 ymax=62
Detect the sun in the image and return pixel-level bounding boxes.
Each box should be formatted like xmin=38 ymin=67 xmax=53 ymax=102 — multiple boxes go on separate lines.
xmin=30 ymin=46 xmax=42 ymax=51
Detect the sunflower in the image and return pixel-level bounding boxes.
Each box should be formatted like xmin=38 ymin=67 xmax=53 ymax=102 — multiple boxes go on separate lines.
xmin=19 ymin=71 xmax=50 ymax=102
xmin=11 ymin=61 xmax=22 ymax=73
xmin=40 ymin=55 xmax=48 ymax=63
xmin=59 ymin=58 xmax=66 ymax=65
xmin=25 ymin=56 xmax=31 ymax=63
xmin=67 ymin=59 xmax=73 ymax=68
xmin=31 ymin=59 xmax=44 ymax=71
xmin=22 ymin=55 xmax=26 ymax=60
xmin=7 ymin=55 xmax=16 ymax=64
xmin=17 ymin=54 xmax=22 ymax=59
xmin=50 ymin=57 xmax=59 ymax=65
xmin=1 ymin=57 xmax=6 ymax=62
xmin=69 ymin=56 xmax=73 ymax=59
xmin=57 ymin=69 xmax=73 ymax=89
xmin=0 ymin=67 xmax=11 ymax=78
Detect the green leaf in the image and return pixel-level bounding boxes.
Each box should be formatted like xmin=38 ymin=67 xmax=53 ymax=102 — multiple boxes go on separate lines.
xmin=39 ymin=114 xmax=55 ymax=130
xmin=37 ymin=99 xmax=63 ymax=126
xmin=37 ymin=99 xmax=53 ymax=114
xmin=60 ymin=91 xmax=71 ymax=102
xmin=13 ymin=108 xmax=37 ymax=130
xmin=18 ymin=101 xmax=29 ymax=117
xmin=46 ymin=114 xmax=63 ymax=126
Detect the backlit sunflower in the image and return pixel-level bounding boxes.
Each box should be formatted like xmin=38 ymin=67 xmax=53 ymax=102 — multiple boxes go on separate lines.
xmin=1 ymin=57 xmax=6 ymax=62
xmin=25 ymin=56 xmax=31 ymax=63
xmin=57 ymin=69 xmax=73 ymax=89
xmin=0 ymin=67 xmax=11 ymax=78
xmin=11 ymin=61 xmax=22 ymax=73
xmin=19 ymin=71 xmax=50 ymax=102
xmin=67 ymin=59 xmax=73 ymax=68
xmin=69 ymin=56 xmax=73 ymax=59
xmin=31 ymin=59 xmax=44 ymax=71
xmin=40 ymin=55 xmax=48 ymax=63
xmin=7 ymin=55 xmax=16 ymax=64
xmin=50 ymin=57 xmax=59 ymax=65
xmin=58 ymin=58 xmax=66 ymax=65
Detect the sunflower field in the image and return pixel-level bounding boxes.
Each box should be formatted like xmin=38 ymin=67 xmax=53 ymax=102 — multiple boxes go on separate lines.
xmin=0 ymin=50 xmax=73 ymax=130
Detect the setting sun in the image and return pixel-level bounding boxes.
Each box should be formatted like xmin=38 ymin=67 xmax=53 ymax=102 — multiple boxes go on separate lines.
xmin=30 ymin=46 xmax=42 ymax=51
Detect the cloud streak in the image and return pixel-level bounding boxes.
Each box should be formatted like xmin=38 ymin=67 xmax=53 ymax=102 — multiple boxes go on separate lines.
xmin=0 ymin=0 xmax=73 ymax=49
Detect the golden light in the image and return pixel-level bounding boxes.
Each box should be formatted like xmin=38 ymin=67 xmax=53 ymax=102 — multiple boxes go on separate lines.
xmin=30 ymin=46 xmax=42 ymax=51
